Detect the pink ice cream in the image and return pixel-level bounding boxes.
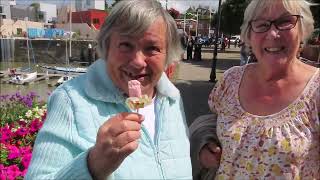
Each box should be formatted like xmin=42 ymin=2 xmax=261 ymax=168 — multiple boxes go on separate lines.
xmin=128 ymin=80 xmax=142 ymax=97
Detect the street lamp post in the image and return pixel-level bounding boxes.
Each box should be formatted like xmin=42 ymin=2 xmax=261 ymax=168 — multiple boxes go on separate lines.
xmin=209 ymin=8 xmax=211 ymax=37
xmin=196 ymin=11 xmax=199 ymax=37
xmin=209 ymin=0 xmax=222 ymax=82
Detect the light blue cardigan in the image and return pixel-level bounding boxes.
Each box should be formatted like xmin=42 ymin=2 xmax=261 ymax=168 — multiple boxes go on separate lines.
xmin=26 ymin=59 xmax=192 ymax=180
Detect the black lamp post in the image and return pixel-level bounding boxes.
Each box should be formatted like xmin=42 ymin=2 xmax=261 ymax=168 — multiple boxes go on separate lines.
xmin=209 ymin=0 xmax=223 ymax=82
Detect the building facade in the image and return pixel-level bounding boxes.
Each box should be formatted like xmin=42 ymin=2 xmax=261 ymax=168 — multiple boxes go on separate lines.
xmin=39 ymin=3 xmax=57 ymax=23
xmin=0 ymin=0 xmax=16 ymax=20
xmin=75 ymin=0 xmax=104 ymax=11
xmin=72 ymin=9 xmax=107 ymax=30
xmin=10 ymin=5 xmax=36 ymax=22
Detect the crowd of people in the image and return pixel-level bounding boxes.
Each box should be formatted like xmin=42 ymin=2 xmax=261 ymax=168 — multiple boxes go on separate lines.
xmin=25 ymin=0 xmax=319 ymax=180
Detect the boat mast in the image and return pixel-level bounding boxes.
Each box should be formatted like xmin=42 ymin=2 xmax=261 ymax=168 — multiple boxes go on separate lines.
xmin=25 ymin=17 xmax=31 ymax=70
xmin=69 ymin=0 xmax=72 ymax=59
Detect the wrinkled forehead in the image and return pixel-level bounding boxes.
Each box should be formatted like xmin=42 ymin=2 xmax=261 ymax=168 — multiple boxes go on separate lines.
xmin=252 ymin=1 xmax=299 ymax=20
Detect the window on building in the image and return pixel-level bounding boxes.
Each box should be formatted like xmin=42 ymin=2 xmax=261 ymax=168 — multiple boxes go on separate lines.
xmin=17 ymin=28 xmax=22 ymax=35
xmin=93 ymin=18 xmax=99 ymax=24
xmin=86 ymin=0 xmax=91 ymax=6
xmin=1 ymin=15 xmax=6 ymax=19
xmin=0 ymin=6 xmax=3 ymax=13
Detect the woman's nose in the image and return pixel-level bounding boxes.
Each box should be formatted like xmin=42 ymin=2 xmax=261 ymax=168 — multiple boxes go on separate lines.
xmin=266 ymin=24 xmax=280 ymax=39
xmin=130 ymin=50 xmax=147 ymax=68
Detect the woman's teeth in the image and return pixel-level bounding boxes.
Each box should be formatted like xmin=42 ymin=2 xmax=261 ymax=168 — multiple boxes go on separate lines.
xmin=124 ymin=71 xmax=146 ymax=79
xmin=265 ymin=47 xmax=284 ymax=52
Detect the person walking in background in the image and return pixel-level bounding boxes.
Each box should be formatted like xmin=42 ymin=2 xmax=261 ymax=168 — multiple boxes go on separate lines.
xmin=88 ymin=43 xmax=93 ymax=65
xmin=192 ymin=0 xmax=319 ymax=179
xmin=194 ymin=37 xmax=202 ymax=61
xmin=180 ymin=33 xmax=188 ymax=61
xmin=186 ymin=35 xmax=194 ymax=61
xmin=26 ymin=0 xmax=192 ymax=179
xmin=238 ymin=41 xmax=249 ymax=65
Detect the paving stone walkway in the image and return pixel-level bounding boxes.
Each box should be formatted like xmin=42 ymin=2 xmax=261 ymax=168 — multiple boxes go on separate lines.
xmin=174 ymin=47 xmax=241 ymax=125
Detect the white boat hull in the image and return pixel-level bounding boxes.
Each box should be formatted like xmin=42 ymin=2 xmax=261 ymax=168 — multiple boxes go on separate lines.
xmin=9 ymin=72 xmax=38 ymax=85
xmin=40 ymin=65 xmax=87 ymax=74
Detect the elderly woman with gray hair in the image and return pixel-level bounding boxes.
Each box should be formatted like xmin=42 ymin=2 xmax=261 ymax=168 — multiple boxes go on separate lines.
xmin=26 ymin=0 xmax=192 ymax=179
xmin=191 ymin=0 xmax=319 ymax=179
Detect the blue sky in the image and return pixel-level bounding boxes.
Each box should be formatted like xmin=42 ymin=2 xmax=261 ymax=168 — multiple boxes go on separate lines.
xmin=16 ymin=0 xmax=220 ymax=12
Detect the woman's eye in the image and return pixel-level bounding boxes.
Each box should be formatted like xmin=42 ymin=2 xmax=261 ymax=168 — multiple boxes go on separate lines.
xmin=256 ymin=22 xmax=269 ymax=28
xmin=118 ymin=42 xmax=133 ymax=52
xmin=145 ymin=46 xmax=160 ymax=53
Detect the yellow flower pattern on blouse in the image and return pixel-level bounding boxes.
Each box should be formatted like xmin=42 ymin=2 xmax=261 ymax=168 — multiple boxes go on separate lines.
xmin=208 ymin=65 xmax=320 ymax=179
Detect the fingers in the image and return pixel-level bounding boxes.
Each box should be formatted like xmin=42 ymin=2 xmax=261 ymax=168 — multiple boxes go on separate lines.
xmin=100 ymin=112 xmax=144 ymax=137
xmin=119 ymin=140 xmax=139 ymax=158
xmin=108 ymin=119 xmax=142 ymax=137
xmin=199 ymin=143 xmax=222 ymax=169
xmin=207 ymin=142 xmax=222 ymax=154
xmin=117 ymin=112 xmax=144 ymax=124
xmin=113 ymin=131 xmax=141 ymax=148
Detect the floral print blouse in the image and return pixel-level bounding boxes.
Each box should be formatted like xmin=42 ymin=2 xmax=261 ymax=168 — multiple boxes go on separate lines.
xmin=208 ymin=65 xmax=320 ymax=179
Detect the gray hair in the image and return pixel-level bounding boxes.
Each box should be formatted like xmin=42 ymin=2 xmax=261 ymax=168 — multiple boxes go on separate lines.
xmin=97 ymin=0 xmax=183 ymax=67
xmin=240 ymin=0 xmax=314 ymax=46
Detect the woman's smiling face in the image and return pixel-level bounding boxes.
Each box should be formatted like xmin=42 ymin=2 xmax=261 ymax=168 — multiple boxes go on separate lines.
xmin=106 ymin=17 xmax=167 ymax=97
xmin=249 ymin=2 xmax=301 ymax=67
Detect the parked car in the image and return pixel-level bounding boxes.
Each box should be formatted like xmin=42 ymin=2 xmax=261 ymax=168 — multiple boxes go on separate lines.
xmin=230 ymin=35 xmax=240 ymax=45
xmin=198 ymin=36 xmax=212 ymax=46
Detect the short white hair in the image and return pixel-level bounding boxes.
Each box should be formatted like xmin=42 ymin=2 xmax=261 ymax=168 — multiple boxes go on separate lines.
xmin=97 ymin=0 xmax=183 ymax=67
xmin=240 ymin=0 xmax=314 ymax=46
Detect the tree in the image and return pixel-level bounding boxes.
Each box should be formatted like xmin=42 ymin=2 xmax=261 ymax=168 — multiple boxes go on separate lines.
xmin=104 ymin=0 xmax=112 ymax=13
xmin=219 ymin=0 xmax=249 ymax=36
xmin=30 ymin=3 xmax=41 ymax=22
xmin=309 ymin=0 xmax=319 ymax=28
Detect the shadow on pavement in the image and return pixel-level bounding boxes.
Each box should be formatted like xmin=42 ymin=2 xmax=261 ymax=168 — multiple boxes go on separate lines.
xmin=174 ymin=80 xmax=216 ymax=126
xmin=201 ymin=47 xmax=241 ymax=54
xmin=182 ymin=58 xmax=240 ymax=72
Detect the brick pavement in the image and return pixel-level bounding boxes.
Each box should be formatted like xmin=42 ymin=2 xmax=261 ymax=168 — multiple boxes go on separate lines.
xmin=173 ymin=47 xmax=241 ymax=125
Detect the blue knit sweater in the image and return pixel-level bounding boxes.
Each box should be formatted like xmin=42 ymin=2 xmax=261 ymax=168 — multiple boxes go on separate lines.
xmin=25 ymin=59 xmax=192 ymax=180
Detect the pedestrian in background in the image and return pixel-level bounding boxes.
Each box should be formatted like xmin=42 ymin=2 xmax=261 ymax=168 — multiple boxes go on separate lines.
xmin=194 ymin=37 xmax=202 ymax=61
xmin=238 ymin=41 xmax=249 ymax=65
xmin=186 ymin=35 xmax=194 ymax=60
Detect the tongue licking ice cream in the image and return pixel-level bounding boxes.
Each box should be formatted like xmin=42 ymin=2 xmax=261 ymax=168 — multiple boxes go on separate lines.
xmin=125 ymin=80 xmax=152 ymax=110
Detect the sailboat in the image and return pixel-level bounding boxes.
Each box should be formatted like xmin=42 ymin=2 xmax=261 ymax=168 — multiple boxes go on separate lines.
xmin=9 ymin=71 xmax=37 ymax=85
xmin=39 ymin=64 xmax=87 ymax=74
xmin=9 ymin=18 xmax=38 ymax=85
xmin=44 ymin=4 xmax=87 ymax=86
xmin=54 ymin=3 xmax=85 ymax=86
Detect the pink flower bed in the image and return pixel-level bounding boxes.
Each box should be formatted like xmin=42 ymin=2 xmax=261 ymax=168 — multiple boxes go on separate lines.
xmin=0 ymin=92 xmax=47 ymax=180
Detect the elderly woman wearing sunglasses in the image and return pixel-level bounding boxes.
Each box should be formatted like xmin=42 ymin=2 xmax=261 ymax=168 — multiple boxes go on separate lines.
xmin=194 ymin=0 xmax=319 ymax=179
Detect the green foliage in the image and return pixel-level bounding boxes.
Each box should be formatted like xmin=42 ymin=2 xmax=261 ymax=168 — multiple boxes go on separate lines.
xmin=30 ymin=3 xmax=41 ymax=22
xmin=0 ymin=92 xmax=44 ymax=126
xmin=309 ymin=2 xmax=320 ymax=28
xmin=220 ymin=0 xmax=249 ymax=35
